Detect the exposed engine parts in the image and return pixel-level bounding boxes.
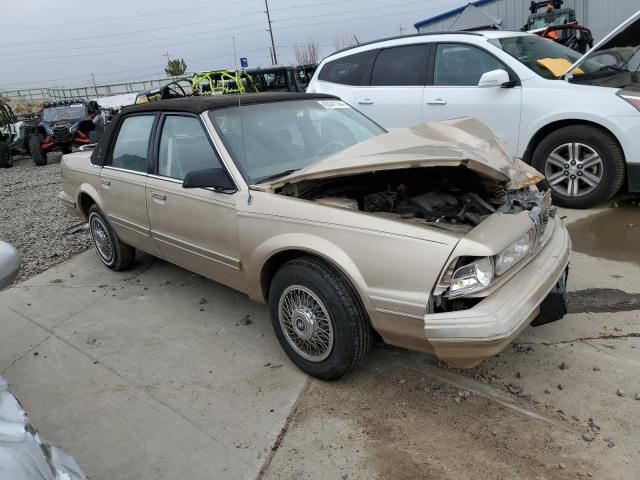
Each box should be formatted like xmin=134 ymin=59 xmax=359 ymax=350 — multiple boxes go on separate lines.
xmin=288 ymin=167 xmax=544 ymax=232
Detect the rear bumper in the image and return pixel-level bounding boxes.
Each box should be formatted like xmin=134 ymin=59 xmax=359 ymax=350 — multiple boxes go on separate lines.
xmin=58 ymin=190 xmax=77 ymax=213
xmin=425 ymin=217 xmax=571 ymax=368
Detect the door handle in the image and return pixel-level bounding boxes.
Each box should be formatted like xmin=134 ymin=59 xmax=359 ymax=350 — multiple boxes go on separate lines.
xmin=150 ymin=191 xmax=166 ymax=201
xmin=427 ymin=98 xmax=447 ymax=105
xmin=100 ymin=179 xmax=110 ymax=187
xmin=358 ymin=98 xmax=374 ymax=105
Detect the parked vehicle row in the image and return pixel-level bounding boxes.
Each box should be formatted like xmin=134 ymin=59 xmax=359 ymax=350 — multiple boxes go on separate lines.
xmin=59 ymin=93 xmax=570 ymax=380
xmin=307 ymin=12 xmax=640 ymax=209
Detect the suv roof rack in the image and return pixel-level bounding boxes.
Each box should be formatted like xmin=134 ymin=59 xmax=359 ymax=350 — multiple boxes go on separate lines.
xmin=329 ymin=31 xmax=483 ymax=57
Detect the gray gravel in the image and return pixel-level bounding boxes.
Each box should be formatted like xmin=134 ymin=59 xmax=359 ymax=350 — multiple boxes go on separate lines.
xmin=0 ymin=154 xmax=92 ymax=283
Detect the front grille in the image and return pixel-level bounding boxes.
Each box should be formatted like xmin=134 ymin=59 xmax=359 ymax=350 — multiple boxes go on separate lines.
xmin=53 ymin=127 xmax=71 ymax=143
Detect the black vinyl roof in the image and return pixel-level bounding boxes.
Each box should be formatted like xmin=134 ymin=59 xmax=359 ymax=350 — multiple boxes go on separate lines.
xmin=120 ymin=92 xmax=338 ymax=115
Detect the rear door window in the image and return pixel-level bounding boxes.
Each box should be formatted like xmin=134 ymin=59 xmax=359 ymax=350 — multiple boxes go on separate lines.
xmin=110 ymin=115 xmax=155 ymax=173
xmin=371 ymin=44 xmax=429 ymax=86
xmin=434 ymin=43 xmax=507 ymax=86
xmin=318 ymin=50 xmax=378 ymax=86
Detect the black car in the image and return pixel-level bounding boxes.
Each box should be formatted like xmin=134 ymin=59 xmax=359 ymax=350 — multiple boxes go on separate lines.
xmin=28 ymin=99 xmax=103 ymax=166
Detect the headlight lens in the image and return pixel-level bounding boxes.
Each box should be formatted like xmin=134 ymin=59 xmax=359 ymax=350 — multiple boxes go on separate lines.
xmin=494 ymin=231 xmax=535 ymax=276
xmin=447 ymin=257 xmax=494 ymax=298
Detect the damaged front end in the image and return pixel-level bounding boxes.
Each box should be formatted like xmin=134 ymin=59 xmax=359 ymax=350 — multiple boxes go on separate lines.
xmin=268 ymin=117 xmax=547 ymax=233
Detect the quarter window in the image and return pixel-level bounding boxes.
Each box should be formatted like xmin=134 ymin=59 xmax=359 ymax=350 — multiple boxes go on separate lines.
xmin=434 ymin=44 xmax=507 ymax=86
xmin=318 ymin=50 xmax=378 ymax=86
xmin=111 ymin=115 xmax=154 ymax=173
xmin=371 ymin=45 xmax=428 ymax=86
xmin=158 ymin=115 xmax=224 ymax=180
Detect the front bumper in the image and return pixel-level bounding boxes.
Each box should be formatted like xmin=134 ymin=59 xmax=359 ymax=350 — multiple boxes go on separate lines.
xmin=425 ymin=217 xmax=571 ymax=368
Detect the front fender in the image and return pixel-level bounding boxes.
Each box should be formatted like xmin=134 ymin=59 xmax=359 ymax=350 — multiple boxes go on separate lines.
xmin=245 ymin=232 xmax=373 ymax=313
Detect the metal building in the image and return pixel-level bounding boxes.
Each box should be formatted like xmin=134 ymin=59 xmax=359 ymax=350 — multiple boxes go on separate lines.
xmin=414 ymin=0 xmax=640 ymax=41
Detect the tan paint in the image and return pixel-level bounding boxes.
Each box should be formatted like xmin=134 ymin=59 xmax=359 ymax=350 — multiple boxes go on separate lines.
xmin=60 ymin=113 xmax=570 ymax=370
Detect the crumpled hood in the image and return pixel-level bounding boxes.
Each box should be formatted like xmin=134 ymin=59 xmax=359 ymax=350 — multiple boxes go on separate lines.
xmin=262 ymin=117 xmax=542 ymax=190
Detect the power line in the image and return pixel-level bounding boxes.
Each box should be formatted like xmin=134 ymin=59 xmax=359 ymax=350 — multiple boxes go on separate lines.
xmin=1 ymin=28 xmax=265 ymax=63
xmin=2 ymin=10 xmax=264 ymax=47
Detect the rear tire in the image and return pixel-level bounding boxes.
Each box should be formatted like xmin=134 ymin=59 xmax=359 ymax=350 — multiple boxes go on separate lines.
xmin=29 ymin=135 xmax=47 ymax=166
xmin=532 ymin=125 xmax=625 ymax=209
xmin=268 ymin=257 xmax=372 ymax=380
xmin=0 ymin=142 xmax=12 ymax=168
xmin=88 ymin=205 xmax=135 ymax=271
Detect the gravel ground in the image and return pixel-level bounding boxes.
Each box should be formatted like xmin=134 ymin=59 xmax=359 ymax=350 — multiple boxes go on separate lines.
xmin=0 ymin=154 xmax=92 ymax=283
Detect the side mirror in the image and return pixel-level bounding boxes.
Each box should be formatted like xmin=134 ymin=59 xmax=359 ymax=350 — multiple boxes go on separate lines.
xmin=0 ymin=241 xmax=20 ymax=290
xmin=182 ymin=168 xmax=236 ymax=192
xmin=477 ymin=69 xmax=512 ymax=88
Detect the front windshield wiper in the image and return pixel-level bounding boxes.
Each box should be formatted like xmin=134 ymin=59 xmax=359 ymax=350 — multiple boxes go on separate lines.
xmin=599 ymin=65 xmax=629 ymax=73
xmin=255 ymin=169 xmax=299 ymax=184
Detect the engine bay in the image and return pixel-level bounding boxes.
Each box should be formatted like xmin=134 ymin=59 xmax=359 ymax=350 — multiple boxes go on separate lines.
xmin=279 ymin=167 xmax=542 ymax=232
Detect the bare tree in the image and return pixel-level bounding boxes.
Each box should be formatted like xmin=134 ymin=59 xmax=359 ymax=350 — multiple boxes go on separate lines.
xmin=333 ymin=33 xmax=355 ymax=51
xmin=294 ymin=40 xmax=320 ymax=65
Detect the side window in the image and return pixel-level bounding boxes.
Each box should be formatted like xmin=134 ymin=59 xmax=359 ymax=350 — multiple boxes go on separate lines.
xmin=158 ymin=115 xmax=224 ymax=180
xmin=111 ymin=115 xmax=154 ymax=173
xmin=371 ymin=44 xmax=429 ymax=86
xmin=318 ymin=50 xmax=377 ymax=86
xmin=434 ymin=43 xmax=507 ymax=86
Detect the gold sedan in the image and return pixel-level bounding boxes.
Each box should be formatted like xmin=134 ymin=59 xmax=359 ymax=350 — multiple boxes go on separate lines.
xmin=59 ymin=94 xmax=571 ymax=379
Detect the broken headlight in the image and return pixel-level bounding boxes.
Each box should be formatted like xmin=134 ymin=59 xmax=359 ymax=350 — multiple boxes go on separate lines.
xmin=494 ymin=231 xmax=535 ymax=276
xmin=447 ymin=257 xmax=494 ymax=299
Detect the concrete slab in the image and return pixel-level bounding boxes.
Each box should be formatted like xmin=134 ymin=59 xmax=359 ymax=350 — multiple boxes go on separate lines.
xmin=0 ymin=252 xmax=307 ymax=480
xmin=0 ymin=303 xmax=50 ymax=372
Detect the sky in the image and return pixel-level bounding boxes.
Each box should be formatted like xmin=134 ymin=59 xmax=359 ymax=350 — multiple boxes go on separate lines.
xmin=0 ymin=0 xmax=467 ymax=91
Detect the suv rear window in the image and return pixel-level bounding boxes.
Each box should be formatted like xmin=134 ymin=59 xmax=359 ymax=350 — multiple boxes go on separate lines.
xmin=318 ymin=50 xmax=377 ymax=86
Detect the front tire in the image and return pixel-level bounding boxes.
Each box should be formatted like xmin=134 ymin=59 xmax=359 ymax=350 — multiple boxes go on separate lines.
xmin=532 ymin=125 xmax=625 ymax=209
xmin=29 ymin=135 xmax=47 ymax=166
xmin=88 ymin=205 xmax=135 ymax=271
xmin=268 ymin=257 xmax=372 ymax=380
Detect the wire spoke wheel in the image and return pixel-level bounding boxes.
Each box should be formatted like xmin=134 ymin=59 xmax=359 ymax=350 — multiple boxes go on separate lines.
xmin=278 ymin=285 xmax=334 ymax=362
xmin=545 ymin=142 xmax=603 ymax=197
xmin=89 ymin=214 xmax=114 ymax=264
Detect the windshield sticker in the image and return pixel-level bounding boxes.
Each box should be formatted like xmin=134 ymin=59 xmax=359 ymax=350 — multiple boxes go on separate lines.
xmin=317 ymin=100 xmax=350 ymax=109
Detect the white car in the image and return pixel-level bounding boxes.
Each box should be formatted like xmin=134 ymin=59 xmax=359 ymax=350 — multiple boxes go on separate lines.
xmin=308 ymin=12 xmax=640 ymax=209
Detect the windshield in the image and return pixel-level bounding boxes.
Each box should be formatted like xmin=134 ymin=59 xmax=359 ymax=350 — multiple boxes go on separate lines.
xmin=209 ymin=99 xmax=385 ymax=184
xmin=490 ymin=35 xmax=607 ymax=79
xmin=42 ymin=104 xmax=87 ymax=122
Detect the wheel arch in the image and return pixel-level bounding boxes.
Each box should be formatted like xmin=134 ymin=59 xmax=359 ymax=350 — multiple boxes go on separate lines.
xmin=522 ymin=119 xmax=626 ymax=165
xmin=248 ymin=234 xmax=373 ymax=314
xmin=77 ymin=185 xmax=103 ymax=220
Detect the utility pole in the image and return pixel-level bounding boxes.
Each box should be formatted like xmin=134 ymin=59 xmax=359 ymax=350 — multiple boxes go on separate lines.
xmin=90 ymin=73 xmax=99 ymax=99
xmin=399 ymin=25 xmax=406 ymax=36
xmin=264 ymin=0 xmax=278 ymax=65
xmin=232 ymin=36 xmax=238 ymax=70
xmin=163 ymin=51 xmax=171 ymax=64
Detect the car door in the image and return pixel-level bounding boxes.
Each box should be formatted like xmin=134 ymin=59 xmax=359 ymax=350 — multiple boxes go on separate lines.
xmin=423 ymin=42 xmax=523 ymax=156
xmin=145 ymin=113 xmax=244 ymax=291
xmin=351 ymin=44 xmax=430 ymax=129
xmin=99 ymin=113 xmax=161 ymax=256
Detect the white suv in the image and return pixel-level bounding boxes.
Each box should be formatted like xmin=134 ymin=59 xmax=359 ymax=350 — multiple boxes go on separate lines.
xmin=307 ymin=13 xmax=640 ymax=208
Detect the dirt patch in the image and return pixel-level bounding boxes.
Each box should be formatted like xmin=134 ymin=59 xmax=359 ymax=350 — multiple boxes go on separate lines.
xmin=286 ymin=360 xmax=599 ymax=480
xmin=569 ymin=288 xmax=640 ymax=313
xmin=0 ymin=155 xmax=91 ymax=282
xmin=567 ymin=200 xmax=639 ymax=266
